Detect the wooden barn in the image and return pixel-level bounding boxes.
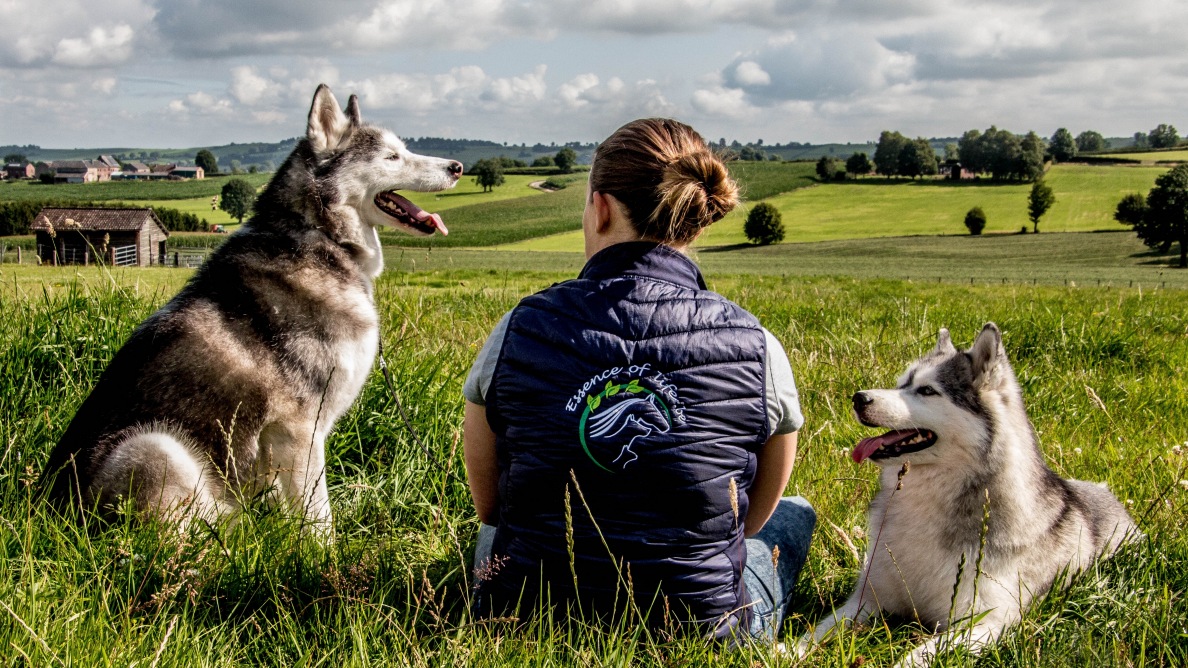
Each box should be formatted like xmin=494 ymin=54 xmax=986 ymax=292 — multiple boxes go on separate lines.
xmin=31 ymin=207 xmax=169 ymax=267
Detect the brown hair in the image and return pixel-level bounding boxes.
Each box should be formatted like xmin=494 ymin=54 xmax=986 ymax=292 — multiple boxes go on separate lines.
xmin=590 ymin=118 xmax=739 ymax=244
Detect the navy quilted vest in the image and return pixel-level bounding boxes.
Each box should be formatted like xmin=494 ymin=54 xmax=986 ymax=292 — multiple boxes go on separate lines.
xmin=478 ymin=242 xmax=768 ymax=637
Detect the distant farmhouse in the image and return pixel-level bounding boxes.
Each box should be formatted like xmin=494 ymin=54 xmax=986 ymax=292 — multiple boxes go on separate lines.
xmin=3 ymin=162 xmax=35 ymax=179
xmin=7 ymin=156 xmax=205 ymax=183
xmin=31 ymin=207 xmax=169 ymax=267
xmin=51 ymin=160 xmax=113 ymax=183
xmin=170 ymin=166 xmax=204 ymax=179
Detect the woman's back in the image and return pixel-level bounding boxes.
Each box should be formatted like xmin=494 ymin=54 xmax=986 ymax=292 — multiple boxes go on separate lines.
xmin=477 ymin=242 xmax=770 ymax=634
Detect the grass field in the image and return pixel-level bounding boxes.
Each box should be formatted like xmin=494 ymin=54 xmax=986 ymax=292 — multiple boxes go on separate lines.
xmin=504 ymin=164 xmax=1169 ymax=251
xmin=0 ymin=174 xmax=273 ymax=202
xmin=0 ymin=265 xmax=1184 ymax=665
xmin=390 ymin=232 xmax=1188 ymax=288
xmin=1100 ymin=150 xmax=1188 ymax=164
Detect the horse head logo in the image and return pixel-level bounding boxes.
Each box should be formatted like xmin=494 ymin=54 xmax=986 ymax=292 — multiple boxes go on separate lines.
xmin=583 ymin=392 xmax=671 ymax=470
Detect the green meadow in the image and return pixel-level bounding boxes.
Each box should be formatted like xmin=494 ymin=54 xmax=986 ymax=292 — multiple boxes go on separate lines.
xmin=0 ymin=265 xmax=1184 ymax=666
xmin=1 ymin=157 xmax=1186 ymax=665
xmin=1105 ymin=149 xmax=1188 ymax=164
xmin=0 ymin=173 xmax=273 ymax=202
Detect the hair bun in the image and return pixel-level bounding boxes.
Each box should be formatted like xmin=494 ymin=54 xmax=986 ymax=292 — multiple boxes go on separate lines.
xmin=590 ymin=118 xmax=739 ymax=244
xmin=654 ymin=152 xmax=739 ymax=235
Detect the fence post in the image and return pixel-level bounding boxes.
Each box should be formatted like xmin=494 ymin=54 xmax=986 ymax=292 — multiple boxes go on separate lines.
xmin=174 ymin=252 xmax=179 ymax=268
xmin=16 ymin=246 xmax=21 ymax=264
xmin=109 ymin=246 xmax=115 ymax=265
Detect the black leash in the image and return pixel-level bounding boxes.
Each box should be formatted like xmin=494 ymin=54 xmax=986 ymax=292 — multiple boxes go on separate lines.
xmin=375 ymin=338 xmax=469 ymax=487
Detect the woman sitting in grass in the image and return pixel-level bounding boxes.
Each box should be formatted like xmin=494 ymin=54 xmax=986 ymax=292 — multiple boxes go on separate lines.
xmin=462 ymin=118 xmax=814 ymax=641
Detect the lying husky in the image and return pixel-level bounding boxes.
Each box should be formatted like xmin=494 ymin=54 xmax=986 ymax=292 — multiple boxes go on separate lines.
xmin=803 ymin=323 xmax=1136 ymax=667
xmin=40 ymin=85 xmax=462 ymax=531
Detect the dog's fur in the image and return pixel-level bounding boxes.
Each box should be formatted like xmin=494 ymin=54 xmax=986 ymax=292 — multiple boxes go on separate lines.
xmin=803 ymin=323 xmax=1136 ymax=667
xmin=40 ymin=85 xmax=462 ymax=531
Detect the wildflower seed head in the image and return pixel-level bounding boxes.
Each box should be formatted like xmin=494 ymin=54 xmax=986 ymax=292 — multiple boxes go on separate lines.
xmin=1073 ymin=447 xmax=1082 ymax=455
xmin=728 ymin=478 xmax=740 ymax=525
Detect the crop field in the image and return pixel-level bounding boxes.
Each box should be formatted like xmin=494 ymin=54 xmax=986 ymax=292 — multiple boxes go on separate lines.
xmin=0 ymin=264 xmax=1184 ymax=665
xmin=0 ymin=174 xmax=272 ymax=202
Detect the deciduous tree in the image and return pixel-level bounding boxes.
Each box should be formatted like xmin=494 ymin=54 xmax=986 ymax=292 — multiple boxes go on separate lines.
xmin=554 ymin=147 xmax=578 ymax=173
xmin=1136 ymin=164 xmax=1188 ymax=267
xmin=219 ymin=178 xmax=256 ymax=223
xmin=1019 ymin=131 xmax=1046 ymax=182
xmin=816 ymin=155 xmax=840 ymax=180
xmin=874 ymin=130 xmax=908 ymax=177
xmin=1027 ymin=180 xmax=1056 ymax=233
xmin=845 ymin=152 xmax=873 ymax=177
xmin=744 ymin=202 xmax=785 ymax=245
xmin=195 ymin=149 xmax=219 ymax=174
xmin=964 ymin=206 xmax=987 ymax=235
xmin=1075 ymin=130 xmax=1107 ymax=153
xmin=1148 ymin=124 xmax=1180 ymax=149
xmin=1049 ymin=128 xmax=1076 ymax=162
xmin=470 ymin=158 xmax=505 ymax=192
xmin=898 ymin=137 xmax=938 ymax=179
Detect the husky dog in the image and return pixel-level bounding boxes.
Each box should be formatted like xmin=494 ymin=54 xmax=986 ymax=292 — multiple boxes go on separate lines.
xmin=803 ymin=323 xmax=1136 ymax=667
xmin=40 ymin=85 xmax=462 ymax=531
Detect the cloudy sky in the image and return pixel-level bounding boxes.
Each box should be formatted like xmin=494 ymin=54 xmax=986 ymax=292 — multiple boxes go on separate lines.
xmin=2 ymin=0 xmax=1186 ymax=149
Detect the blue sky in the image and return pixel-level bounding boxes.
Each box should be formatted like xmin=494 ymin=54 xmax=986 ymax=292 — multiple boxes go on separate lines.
xmin=2 ymin=0 xmax=1186 ymax=148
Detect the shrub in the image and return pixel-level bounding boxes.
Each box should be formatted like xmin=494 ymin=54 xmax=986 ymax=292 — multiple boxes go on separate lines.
xmin=964 ymin=206 xmax=987 ymax=235
xmin=744 ymin=202 xmax=785 ymax=245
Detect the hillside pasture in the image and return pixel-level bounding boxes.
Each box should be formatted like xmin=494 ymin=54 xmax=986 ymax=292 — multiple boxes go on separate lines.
xmin=399 ymin=173 xmax=545 ymax=212
xmin=697 ymin=164 xmax=1168 ymax=247
xmin=380 ymin=183 xmax=586 ymax=248
xmin=0 ymin=173 xmax=271 ymax=202
xmin=0 ymin=264 xmax=1183 ymax=665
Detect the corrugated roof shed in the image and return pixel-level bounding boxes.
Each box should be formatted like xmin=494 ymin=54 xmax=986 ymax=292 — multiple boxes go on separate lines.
xmin=31 ymin=207 xmax=170 ymax=235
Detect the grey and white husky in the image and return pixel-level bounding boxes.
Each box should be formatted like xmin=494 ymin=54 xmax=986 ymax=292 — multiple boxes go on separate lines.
xmin=802 ymin=323 xmax=1136 ymax=667
xmin=40 ymin=85 xmax=462 ymax=532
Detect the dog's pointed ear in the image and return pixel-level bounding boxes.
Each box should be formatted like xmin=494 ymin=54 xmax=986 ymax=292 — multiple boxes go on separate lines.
xmin=934 ymin=328 xmax=955 ymax=354
xmin=969 ymin=322 xmax=1003 ymax=385
xmin=307 ymin=84 xmax=351 ymax=157
xmin=345 ymin=94 xmax=362 ymax=127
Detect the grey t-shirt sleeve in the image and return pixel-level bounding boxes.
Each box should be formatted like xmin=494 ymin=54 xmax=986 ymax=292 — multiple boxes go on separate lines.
xmin=463 ymin=311 xmax=513 ymax=406
xmin=764 ymin=328 xmax=804 ymax=435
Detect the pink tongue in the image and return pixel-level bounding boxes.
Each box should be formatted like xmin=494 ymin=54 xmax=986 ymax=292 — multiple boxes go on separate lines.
xmin=852 ymin=430 xmax=915 ymax=463
xmin=429 ymin=212 xmax=448 ymax=235
xmin=390 ymin=193 xmax=448 ymax=235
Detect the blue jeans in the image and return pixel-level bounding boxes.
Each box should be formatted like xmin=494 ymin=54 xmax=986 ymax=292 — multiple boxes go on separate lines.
xmin=472 ymin=495 xmax=815 ymax=640
xmin=742 ymin=496 xmax=816 ymax=640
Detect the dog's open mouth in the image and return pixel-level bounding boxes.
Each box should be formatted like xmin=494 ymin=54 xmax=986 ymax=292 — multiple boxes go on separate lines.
xmin=374 ymin=191 xmax=448 ymax=235
xmin=853 ymin=428 xmax=937 ymax=463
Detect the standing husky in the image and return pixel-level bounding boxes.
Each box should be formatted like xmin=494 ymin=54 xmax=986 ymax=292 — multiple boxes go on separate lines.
xmin=40 ymin=85 xmax=462 ymax=531
xmin=803 ymin=323 xmax=1135 ymax=667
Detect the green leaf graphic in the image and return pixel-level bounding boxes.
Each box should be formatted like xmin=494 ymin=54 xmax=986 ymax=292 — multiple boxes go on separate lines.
xmin=587 ymin=394 xmax=598 ymax=412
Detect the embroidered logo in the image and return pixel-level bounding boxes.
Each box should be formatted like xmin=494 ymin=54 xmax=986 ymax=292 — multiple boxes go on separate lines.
xmin=570 ymin=365 xmax=686 ymax=473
